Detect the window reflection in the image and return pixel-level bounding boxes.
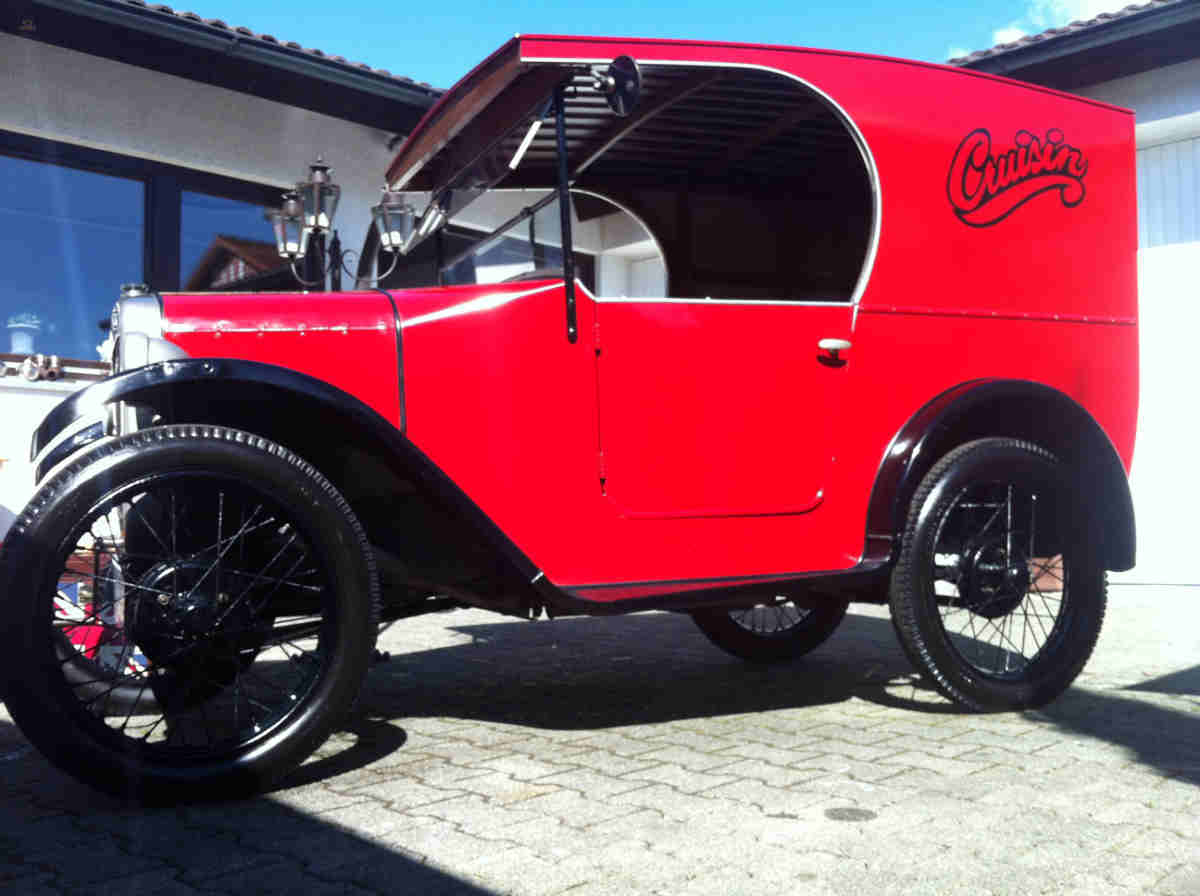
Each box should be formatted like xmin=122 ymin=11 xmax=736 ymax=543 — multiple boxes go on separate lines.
xmin=444 ymin=199 xmax=567 ymax=286
xmin=181 ymin=191 xmax=287 ymax=291
xmin=0 ymin=156 xmax=142 ymax=360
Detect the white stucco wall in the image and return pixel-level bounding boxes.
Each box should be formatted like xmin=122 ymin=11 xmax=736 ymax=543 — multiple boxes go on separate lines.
xmin=1075 ymin=59 xmax=1200 ymax=584
xmin=0 ymin=31 xmax=397 ymax=263
xmin=0 ymin=378 xmax=81 ymax=538
xmin=1075 ymin=57 xmax=1200 ymax=124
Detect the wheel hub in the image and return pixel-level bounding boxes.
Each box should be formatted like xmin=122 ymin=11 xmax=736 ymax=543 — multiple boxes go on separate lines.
xmin=128 ymin=561 xmax=271 ymax=710
xmin=958 ymin=539 xmax=1028 ymax=619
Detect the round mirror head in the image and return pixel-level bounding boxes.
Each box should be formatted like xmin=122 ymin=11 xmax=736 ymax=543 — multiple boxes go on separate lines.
xmin=605 ymin=55 xmax=641 ymax=117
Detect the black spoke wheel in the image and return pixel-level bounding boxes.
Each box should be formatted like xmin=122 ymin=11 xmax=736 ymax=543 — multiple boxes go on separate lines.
xmin=889 ymin=438 xmax=1106 ymax=710
xmin=1 ymin=425 xmax=378 ymax=802
xmin=691 ymin=594 xmax=849 ymax=663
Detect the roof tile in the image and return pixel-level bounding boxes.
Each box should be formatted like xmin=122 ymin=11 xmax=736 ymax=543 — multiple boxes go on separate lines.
xmin=948 ymin=0 xmax=1182 ymax=64
xmin=96 ymin=0 xmax=441 ymax=93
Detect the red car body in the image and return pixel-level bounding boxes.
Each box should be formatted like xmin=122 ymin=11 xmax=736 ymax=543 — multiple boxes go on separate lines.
xmin=12 ymin=34 xmax=1141 ymax=800
xmin=128 ymin=35 xmax=1137 ymax=606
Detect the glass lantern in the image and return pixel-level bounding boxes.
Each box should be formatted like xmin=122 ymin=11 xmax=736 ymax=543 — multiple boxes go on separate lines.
xmin=298 ymin=158 xmax=340 ymax=233
xmin=267 ymin=190 xmax=309 ymax=259
xmin=371 ymin=189 xmax=416 ymax=254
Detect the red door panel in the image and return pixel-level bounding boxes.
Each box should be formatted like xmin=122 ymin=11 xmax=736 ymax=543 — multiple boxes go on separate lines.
xmin=596 ymin=301 xmax=852 ymax=518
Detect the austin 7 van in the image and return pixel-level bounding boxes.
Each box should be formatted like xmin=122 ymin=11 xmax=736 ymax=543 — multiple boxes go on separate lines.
xmin=0 ymin=34 xmax=1138 ymax=801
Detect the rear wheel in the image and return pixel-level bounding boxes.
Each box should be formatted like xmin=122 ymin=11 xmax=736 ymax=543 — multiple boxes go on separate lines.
xmin=889 ymin=438 xmax=1106 ymax=710
xmin=691 ymin=594 xmax=849 ymax=663
xmin=1 ymin=425 xmax=378 ymax=802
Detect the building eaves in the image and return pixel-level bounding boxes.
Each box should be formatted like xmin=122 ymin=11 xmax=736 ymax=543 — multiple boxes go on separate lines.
xmin=29 ymin=0 xmax=443 ymax=105
xmin=948 ymin=0 xmax=1198 ymax=72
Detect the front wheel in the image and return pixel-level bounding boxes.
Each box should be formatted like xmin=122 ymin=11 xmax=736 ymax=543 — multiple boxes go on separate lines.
xmin=0 ymin=425 xmax=379 ymax=802
xmin=888 ymin=438 xmax=1106 ymax=711
xmin=691 ymin=594 xmax=849 ymax=663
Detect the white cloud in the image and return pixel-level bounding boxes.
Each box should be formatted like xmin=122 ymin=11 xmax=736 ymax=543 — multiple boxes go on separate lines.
xmin=993 ymin=25 xmax=1029 ymax=44
xmin=947 ymin=46 xmax=973 ymax=59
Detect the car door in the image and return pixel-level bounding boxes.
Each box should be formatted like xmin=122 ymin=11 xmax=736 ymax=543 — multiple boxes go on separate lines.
xmin=594 ymin=299 xmax=853 ymax=519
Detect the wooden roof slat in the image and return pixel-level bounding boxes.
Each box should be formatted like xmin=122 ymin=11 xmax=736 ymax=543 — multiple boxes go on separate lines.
xmin=720 ymin=103 xmax=836 ymax=168
xmin=570 ymin=71 xmax=725 ymax=179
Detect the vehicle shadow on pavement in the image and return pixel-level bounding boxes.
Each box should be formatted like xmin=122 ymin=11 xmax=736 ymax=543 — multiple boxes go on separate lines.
xmin=1029 ymin=686 xmax=1200 ymax=788
xmin=362 ymin=609 xmax=1200 ymax=787
xmin=1124 ymin=663 xmax=1200 ymax=696
xmin=361 ymin=610 xmax=926 ymax=729
xmin=0 ymin=716 xmax=502 ymax=894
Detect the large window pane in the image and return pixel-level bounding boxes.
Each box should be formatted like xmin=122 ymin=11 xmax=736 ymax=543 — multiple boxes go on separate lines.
xmin=181 ymin=191 xmax=288 ymax=291
xmin=0 ymin=156 xmax=143 ymax=360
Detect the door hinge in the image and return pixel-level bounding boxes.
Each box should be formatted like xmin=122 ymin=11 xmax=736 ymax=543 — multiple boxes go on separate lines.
xmin=593 ymin=317 xmax=601 ymax=355
xmin=598 ymin=449 xmax=607 ymax=482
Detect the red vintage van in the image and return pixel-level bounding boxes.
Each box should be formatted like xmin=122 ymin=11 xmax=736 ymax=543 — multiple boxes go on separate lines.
xmin=0 ymin=35 xmax=1137 ymax=801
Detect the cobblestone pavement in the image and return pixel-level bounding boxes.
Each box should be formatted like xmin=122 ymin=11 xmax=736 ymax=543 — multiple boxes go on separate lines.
xmin=1 ymin=584 xmax=1198 ymax=895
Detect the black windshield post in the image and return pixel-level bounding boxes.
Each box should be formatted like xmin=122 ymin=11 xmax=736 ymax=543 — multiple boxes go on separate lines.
xmin=554 ymin=85 xmax=578 ymax=343
xmin=435 ymin=229 xmax=445 ymax=286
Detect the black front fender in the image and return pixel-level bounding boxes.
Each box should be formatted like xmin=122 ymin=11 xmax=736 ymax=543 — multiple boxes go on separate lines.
xmin=33 ymin=359 xmax=399 ymax=475
xmin=30 ymin=359 xmax=551 ymax=597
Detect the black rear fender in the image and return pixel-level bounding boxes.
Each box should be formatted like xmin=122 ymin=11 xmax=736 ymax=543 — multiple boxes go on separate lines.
xmin=866 ymin=380 xmax=1135 ymax=572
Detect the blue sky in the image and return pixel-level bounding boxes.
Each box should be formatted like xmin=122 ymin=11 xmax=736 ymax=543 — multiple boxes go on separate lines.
xmin=196 ymin=0 xmax=1130 ymax=89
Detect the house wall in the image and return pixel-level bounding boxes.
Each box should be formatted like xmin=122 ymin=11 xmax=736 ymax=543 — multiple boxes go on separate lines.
xmin=0 ymin=31 xmax=400 ymax=535
xmin=0 ymin=32 xmax=396 ymax=257
xmin=1075 ymin=58 xmax=1200 ymax=583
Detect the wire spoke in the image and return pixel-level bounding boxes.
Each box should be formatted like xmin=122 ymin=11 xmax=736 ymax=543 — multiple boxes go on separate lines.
xmin=127 ymin=497 xmax=171 ymax=555
xmin=220 ymin=568 xmax=324 ymax=593
xmin=730 ymin=598 xmax=811 ymax=636
xmin=217 ymin=534 xmax=304 ymax=625
xmin=179 ymin=505 xmax=265 ymax=605
xmin=86 ymin=574 xmax=173 ymax=599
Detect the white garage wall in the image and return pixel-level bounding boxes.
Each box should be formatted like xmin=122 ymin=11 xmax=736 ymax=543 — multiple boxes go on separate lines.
xmin=1124 ymin=241 xmax=1200 ymax=583
xmin=1137 ymin=138 xmax=1200 ymax=248
xmin=1076 ymin=58 xmax=1200 ymax=584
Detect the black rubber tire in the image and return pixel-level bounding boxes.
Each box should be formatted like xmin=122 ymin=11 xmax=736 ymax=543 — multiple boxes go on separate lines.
xmin=691 ymin=596 xmax=849 ymax=663
xmin=0 ymin=425 xmax=379 ymax=803
xmin=888 ymin=438 xmax=1106 ymax=711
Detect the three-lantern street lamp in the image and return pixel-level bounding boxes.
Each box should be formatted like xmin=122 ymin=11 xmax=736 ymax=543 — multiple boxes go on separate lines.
xmin=269 ymin=158 xmax=415 ymax=290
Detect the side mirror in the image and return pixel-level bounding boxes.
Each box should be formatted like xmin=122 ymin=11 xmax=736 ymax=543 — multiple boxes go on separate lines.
xmin=592 ymin=55 xmax=641 ymax=117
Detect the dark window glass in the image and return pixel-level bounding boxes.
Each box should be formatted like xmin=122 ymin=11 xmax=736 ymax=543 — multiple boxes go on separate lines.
xmin=0 ymin=155 xmax=143 ymax=360
xmin=181 ymin=191 xmax=286 ymax=292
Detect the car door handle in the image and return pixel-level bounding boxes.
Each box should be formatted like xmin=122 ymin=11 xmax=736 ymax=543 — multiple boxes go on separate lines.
xmin=817 ymin=338 xmax=851 ymax=360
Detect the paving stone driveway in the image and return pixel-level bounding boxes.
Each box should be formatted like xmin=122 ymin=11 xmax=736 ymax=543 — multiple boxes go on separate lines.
xmin=2 ymin=584 xmax=1198 ymax=895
